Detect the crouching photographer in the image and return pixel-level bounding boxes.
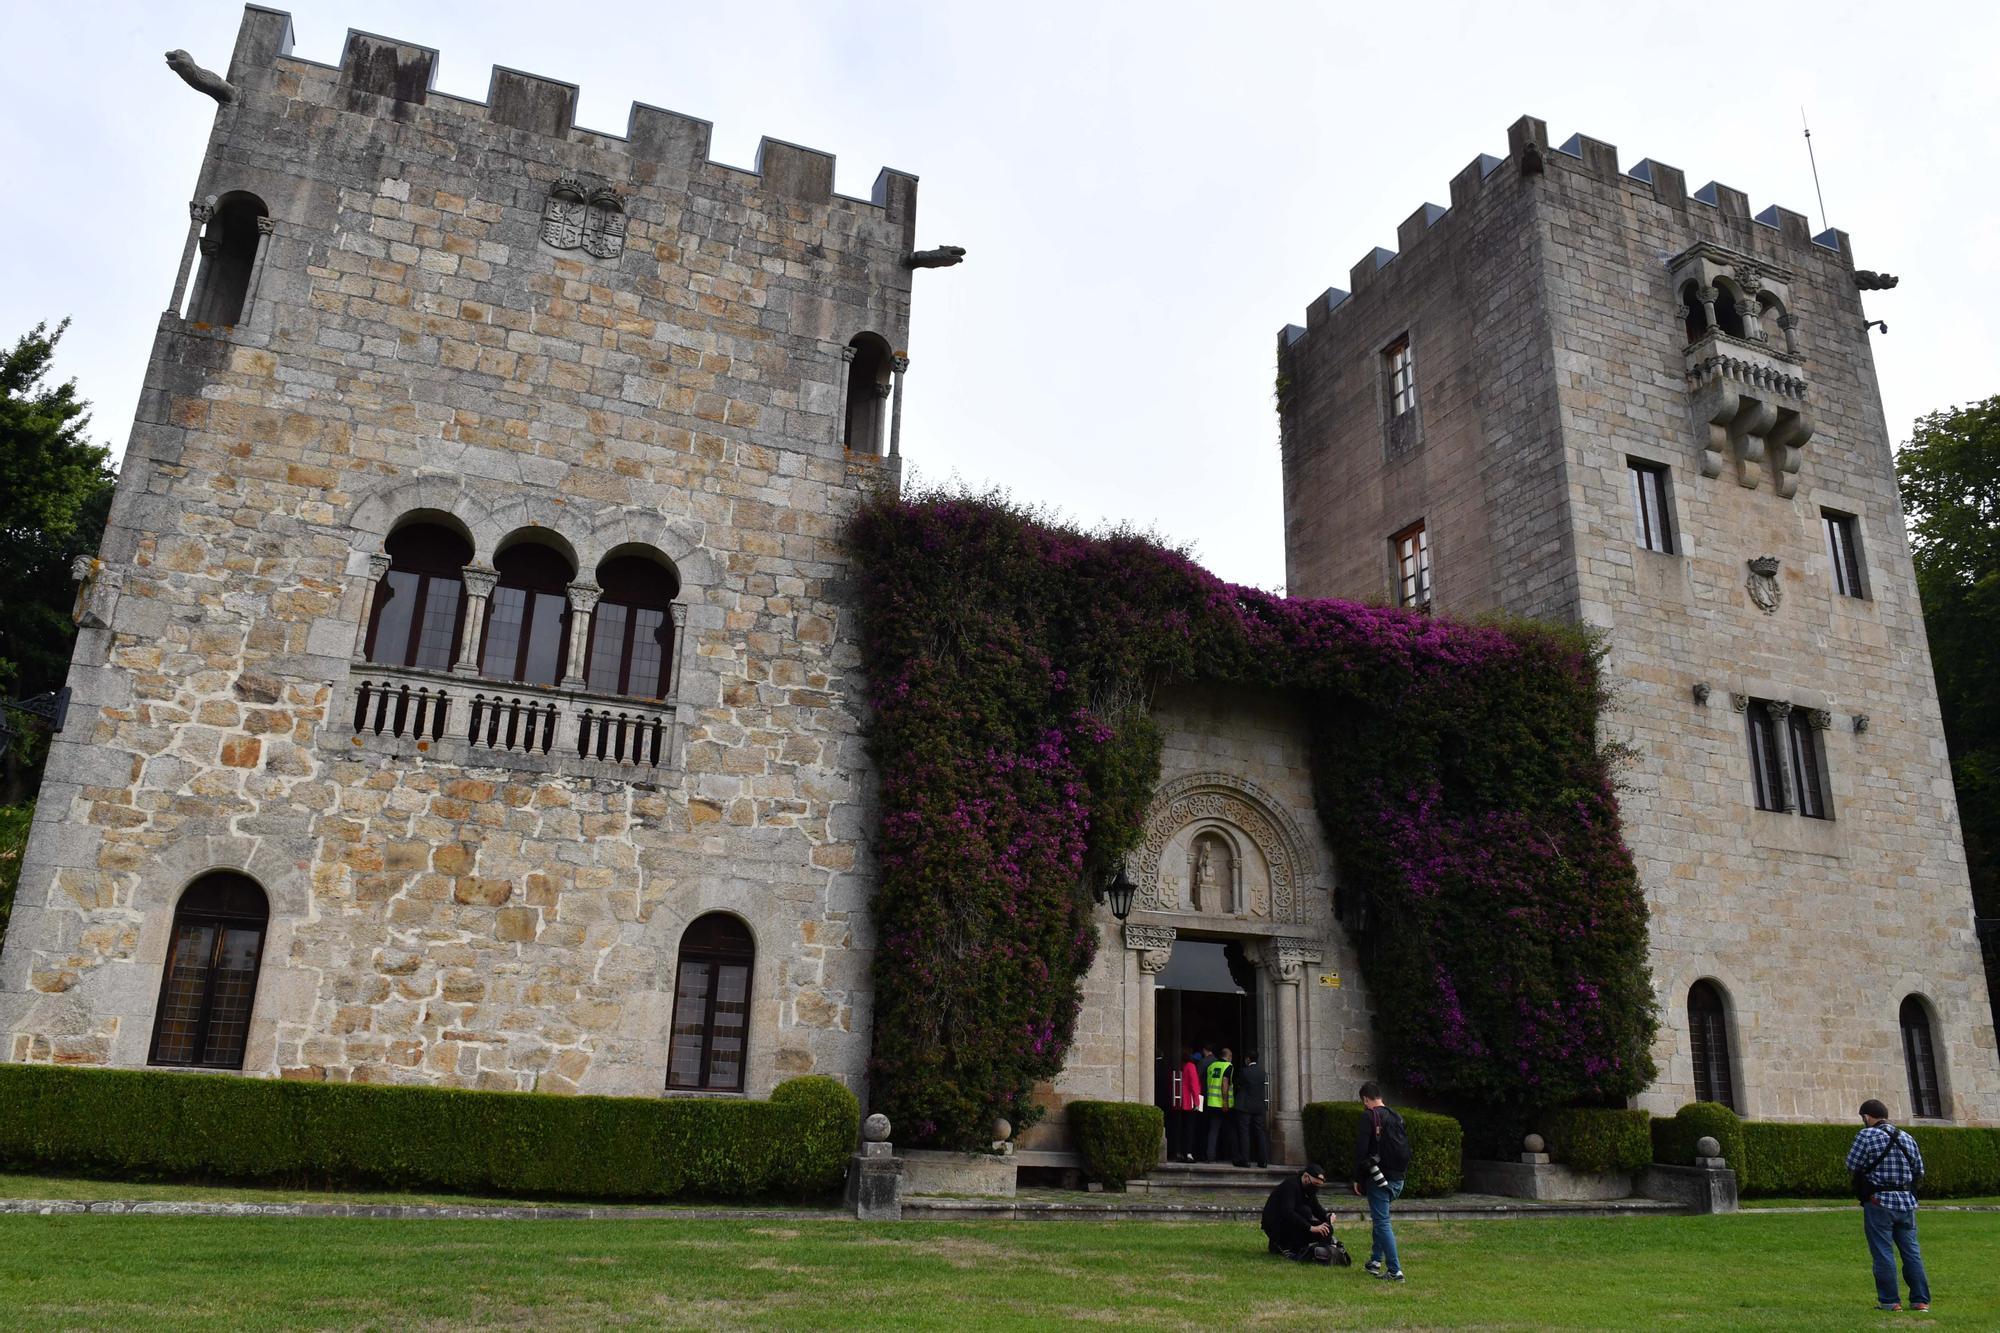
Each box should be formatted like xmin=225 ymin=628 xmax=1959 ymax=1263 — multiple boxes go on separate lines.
xmin=1261 ymin=1163 xmax=1350 ymax=1266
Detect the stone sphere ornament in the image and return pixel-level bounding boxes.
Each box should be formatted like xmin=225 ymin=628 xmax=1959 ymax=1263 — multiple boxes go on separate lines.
xmin=991 ymin=1118 xmax=1013 ymax=1144
xmin=1522 ymin=1133 xmax=1546 ymax=1154
xmin=862 ymin=1113 xmax=892 ymax=1143
xmin=1695 ymin=1136 xmax=1721 ymax=1158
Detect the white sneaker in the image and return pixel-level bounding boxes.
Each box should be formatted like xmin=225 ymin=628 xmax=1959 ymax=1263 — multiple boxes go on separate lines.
xmin=1364 ymin=1259 xmax=1383 ymax=1276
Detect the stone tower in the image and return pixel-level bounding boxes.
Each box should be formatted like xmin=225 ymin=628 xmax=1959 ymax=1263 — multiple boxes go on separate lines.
xmin=0 ymin=5 xmax=923 ymax=1095
xmin=1277 ymin=115 xmax=1998 ymax=1123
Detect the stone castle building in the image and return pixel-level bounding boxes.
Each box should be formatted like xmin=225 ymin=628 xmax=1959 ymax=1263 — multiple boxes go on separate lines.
xmin=1276 ymin=116 xmax=1999 ymax=1123
xmin=0 ymin=6 xmax=1991 ymax=1154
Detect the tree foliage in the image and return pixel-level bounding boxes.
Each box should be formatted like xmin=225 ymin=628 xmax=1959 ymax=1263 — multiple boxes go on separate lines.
xmin=0 ymin=321 xmax=116 ymax=796
xmin=852 ymin=492 xmax=1656 ymax=1148
xmin=1897 ymin=396 xmax=2000 ymax=995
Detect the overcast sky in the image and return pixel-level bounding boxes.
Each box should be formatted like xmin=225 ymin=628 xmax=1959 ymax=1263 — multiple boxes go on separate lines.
xmin=5 ymin=1 xmax=1993 ymax=590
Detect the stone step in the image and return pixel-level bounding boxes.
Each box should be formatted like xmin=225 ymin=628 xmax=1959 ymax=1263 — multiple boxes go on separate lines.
xmin=899 ymin=1192 xmax=1692 ymax=1223
xmin=1139 ymin=1161 xmax=1299 ymax=1191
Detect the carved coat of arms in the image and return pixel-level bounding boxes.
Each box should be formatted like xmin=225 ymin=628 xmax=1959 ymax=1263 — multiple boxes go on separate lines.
xmin=1746 ymin=555 xmax=1782 ymax=614
xmin=541 ymin=176 xmax=626 ymax=260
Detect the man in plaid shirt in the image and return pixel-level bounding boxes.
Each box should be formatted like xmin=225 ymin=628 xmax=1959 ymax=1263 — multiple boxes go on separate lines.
xmin=1845 ymin=1098 xmax=1930 ymax=1312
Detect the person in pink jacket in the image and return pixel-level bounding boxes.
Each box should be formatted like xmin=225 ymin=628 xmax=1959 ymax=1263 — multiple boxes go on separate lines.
xmin=1176 ymin=1044 xmax=1206 ymax=1161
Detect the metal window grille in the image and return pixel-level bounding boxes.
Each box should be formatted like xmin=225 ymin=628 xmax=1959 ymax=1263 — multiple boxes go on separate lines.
xmin=1688 ymin=982 xmax=1735 ymax=1110
xmin=1900 ymin=997 xmax=1943 ymax=1119
xmin=1630 ymin=461 xmax=1675 ymax=553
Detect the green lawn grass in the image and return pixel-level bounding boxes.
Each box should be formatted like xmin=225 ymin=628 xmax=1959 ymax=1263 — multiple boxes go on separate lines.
xmin=0 ymin=1210 xmax=1993 ymax=1330
xmin=0 ymin=1171 xmax=803 ymax=1212
xmin=1741 ymin=1195 xmax=2000 ymax=1210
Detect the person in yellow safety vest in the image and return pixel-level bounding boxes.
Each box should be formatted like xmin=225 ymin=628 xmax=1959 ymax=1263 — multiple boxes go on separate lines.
xmin=1204 ymin=1046 xmax=1240 ymax=1166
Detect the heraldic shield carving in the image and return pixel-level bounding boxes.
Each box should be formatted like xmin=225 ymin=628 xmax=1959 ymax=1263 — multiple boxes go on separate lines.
xmin=541 ymin=176 xmax=626 ymax=260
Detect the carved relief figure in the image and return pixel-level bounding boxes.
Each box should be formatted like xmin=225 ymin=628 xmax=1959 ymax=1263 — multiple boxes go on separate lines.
xmin=1188 ymin=832 xmax=1236 ymax=914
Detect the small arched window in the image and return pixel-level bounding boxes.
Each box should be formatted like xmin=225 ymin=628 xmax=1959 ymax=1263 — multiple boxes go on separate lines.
xmin=188 ymin=192 xmax=268 ymax=327
xmin=481 ymin=541 xmax=575 ymax=687
xmin=367 ymin=521 xmax=473 ymax=671
xmin=668 ymin=913 xmax=755 ymax=1092
xmin=1679 ymin=281 xmax=1707 ymax=343
xmin=1757 ymin=293 xmax=1786 ymax=345
xmin=1688 ymin=980 xmax=1735 ymax=1110
xmin=1712 ymin=282 xmax=1746 ymax=339
xmin=843 ymin=333 xmax=892 ymax=454
xmin=149 ymin=872 xmax=269 ymax=1069
xmin=1901 ymin=996 xmax=1944 ymax=1119
xmin=586 ymin=553 xmax=679 ymax=699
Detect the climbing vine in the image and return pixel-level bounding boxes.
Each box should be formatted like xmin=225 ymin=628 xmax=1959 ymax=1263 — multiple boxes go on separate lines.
xmin=852 ymin=492 xmax=1656 ymax=1149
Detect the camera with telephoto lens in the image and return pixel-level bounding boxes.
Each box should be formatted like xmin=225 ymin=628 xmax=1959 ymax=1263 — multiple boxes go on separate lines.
xmin=1366 ymin=1156 xmax=1389 ymax=1190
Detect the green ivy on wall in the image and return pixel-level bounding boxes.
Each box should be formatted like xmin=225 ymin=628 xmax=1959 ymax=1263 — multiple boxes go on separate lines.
xmin=852 ymin=493 xmax=1656 ymax=1149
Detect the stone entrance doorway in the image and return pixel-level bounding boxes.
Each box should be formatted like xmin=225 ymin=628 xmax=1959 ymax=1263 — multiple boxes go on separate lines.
xmin=1150 ymin=938 xmax=1263 ymax=1162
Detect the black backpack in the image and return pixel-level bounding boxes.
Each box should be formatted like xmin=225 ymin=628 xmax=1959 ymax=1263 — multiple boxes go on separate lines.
xmin=1373 ymin=1108 xmax=1412 ymax=1175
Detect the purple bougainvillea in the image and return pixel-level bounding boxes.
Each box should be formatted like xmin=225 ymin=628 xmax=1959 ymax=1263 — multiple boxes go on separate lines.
xmin=852 ymin=492 xmax=1656 ymax=1148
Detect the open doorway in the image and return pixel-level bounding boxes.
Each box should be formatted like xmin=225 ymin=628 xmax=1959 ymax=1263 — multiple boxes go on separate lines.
xmin=1152 ymin=939 xmax=1260 ymax=1161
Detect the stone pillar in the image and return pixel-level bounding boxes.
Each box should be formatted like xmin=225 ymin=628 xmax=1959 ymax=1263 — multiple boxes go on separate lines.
xmin=836 ymin=345 xmax=857 ymax=449
xmin=168 ymin=200 xmax=213 ymax=318
xmin=1124 ymin=923 xmax=1175 ymax=1124
xmin=353 ymin=553 xmax=392 ymax=659
xmin=871 ymin=379 xmax=892 ymax=456
xmin=561 ymin=581 xmax=601 ymax=690
xmin=888 ymin=354 xmax=910 ymax=459
xmin=1766 ymin=699 xmax=1796 ymax=812
xmin=1777 ymin=312 xmax=1800 ymax=356
xmin=242 ymin=216 xmax=277 ymax=327
xmin=1263 ymin=937 xmax=1321 ymax=1164
xmin=1696 ymin=285 xmax=1719 ymax=334
xmin=454 ymin=565 xmax=498 ymax=676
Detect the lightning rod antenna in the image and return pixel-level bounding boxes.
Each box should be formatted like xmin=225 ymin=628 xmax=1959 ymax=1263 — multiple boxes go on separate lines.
xmin=1802 ymin=108 xmax=1829 ymax=234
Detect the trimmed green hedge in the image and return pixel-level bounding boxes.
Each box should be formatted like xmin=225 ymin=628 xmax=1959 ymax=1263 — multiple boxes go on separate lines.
xmin=1067 ymin=1101 xmax=1163 ymax=1188
xmin=1650 ymin=1102 xmax=1746 ymax=1174
xmin=1302 ymin=1101 xmax=1462 ymax=1198
xmin=1539 ymin=1107 xmax=1651 ymax=1174
xmin=1739 ymin=1121 xmax=2000 ymax=1198
xmin=0 ymin=1065 xmax=858 ymax=1200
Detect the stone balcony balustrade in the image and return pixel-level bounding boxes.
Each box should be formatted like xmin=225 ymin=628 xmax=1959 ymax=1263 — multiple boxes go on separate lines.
xmin=342 ymin=661 xmax=676 ymax=779
xmin=1685 ymin=330 xmax=1813 ymax=498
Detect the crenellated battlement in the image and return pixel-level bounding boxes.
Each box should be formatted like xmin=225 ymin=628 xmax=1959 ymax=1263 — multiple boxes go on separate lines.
xmin=1278 ymin=114 xmax=1850 ymax=352
xmin=223 ymin=6 xmax=916 ymax=217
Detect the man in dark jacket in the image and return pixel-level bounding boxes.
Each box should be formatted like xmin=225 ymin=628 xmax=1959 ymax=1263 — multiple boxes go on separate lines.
xmin=1233 ymin=1050 xmax=1271 ymax=1168
xmin=1262 ymin=1163 xmax=1345 ymax=1264
xmin=1351 ymin=1082 xmax=1408 ymax=1281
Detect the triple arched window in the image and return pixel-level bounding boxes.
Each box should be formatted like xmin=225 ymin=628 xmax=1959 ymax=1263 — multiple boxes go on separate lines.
xmin=148 ymin=873 xmax=269 ymax=1069
xmin=363 ymin=518 xmax=680 ymax=702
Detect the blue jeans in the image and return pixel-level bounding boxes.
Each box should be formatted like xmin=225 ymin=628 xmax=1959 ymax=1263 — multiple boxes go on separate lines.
xmin=1367 ymin=1178 xmax=1405 ymax=1272
xmin=1862 ymin=1202 xmax=1929 ymax=1308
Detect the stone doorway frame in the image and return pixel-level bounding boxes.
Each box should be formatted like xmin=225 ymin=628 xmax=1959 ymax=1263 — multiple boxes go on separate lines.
xmin=1124 ymin=923 xmax=1324 ymax=1162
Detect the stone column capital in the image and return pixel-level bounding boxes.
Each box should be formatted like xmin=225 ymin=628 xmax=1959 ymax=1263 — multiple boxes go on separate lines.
xmin=566 ymin=580 xmax=603 ymax=614
xmin=1122 ymin=923 xmax=1176 ymax=953
xmin=255 ymin=216 xmax=276 ymax=236
xmin=1261 ymin=937 xmax=1323 ymax=985
xmin=190 ymin=200 xmax=214 ymax=224
xmin=891 ymin=354 xmax=910 ymax=374
xmin=366 ymin=552 xmax=392 ymax=578
xmin=460 ymin=564 xmax=498 ymax=598
xmin=1766 ymin=699 xmax=1794 ymax=722
xmin=840 ymin=345 xmax=858 ymax=363
xmin=872 ymin=381 xmax=893 ymax=400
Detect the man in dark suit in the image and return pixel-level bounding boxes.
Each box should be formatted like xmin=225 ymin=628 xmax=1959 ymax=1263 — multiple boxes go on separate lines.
xmin=1233 ymin=1050 xmax=1271 ymax=1168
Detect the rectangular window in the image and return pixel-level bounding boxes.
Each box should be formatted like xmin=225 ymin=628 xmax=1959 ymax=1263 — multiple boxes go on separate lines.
xmin=1393 ymin=522 xmax=1431 ymax=609
xmin=1823 ymin=510 xmax=1865 ymax=598
xmin=1788 ymin=710 xmax=1831 ymax=819
xmin=1746 ymin=701 xmax=1786 ymax=812
xmin=1385 ymin=337 xmax=1416 ymax=416
xmin=1629 ymin=460 xmax=1675 ymax=553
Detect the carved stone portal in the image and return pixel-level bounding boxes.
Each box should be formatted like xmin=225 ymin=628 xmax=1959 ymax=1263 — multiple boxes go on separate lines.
xmin=1133 ymin=774 xmax=1319 ymax=925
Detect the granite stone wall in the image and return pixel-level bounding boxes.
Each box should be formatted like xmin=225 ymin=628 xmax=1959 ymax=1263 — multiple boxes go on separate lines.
xmin=1278 ymin=115 xmax=1999 ymax=1124
xmin=0 ymin=8 xmax=917 ymax=1097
